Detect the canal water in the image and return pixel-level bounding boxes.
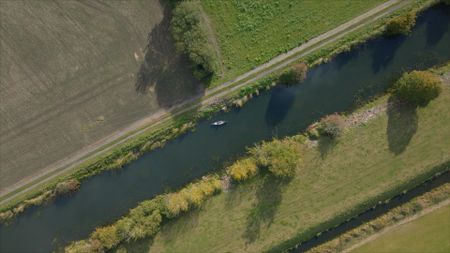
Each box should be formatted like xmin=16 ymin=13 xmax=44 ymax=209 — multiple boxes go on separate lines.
xmin=1 ymin=4 xmax=449 ymax=253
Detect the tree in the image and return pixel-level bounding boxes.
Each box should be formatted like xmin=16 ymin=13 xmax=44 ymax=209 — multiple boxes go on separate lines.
xmin=278 ymin=63 xmax=308 ymax=85
xmin=251 ymin=139 xmax=300 ymax=177
xmin=392 ymin=70 xmax=442 ymax=106
xmin=227 ymin=158 xmax=258 ymax=181
xmin=170 ymin=1 xmax=218 ymax=80
xmin=292 ymin=62 xmax=308 ymax=82
xmin=385 ymin=11 xmax=417 ymax=36
xmin=318 ymin=114 xmax=346 ymax=139
xmin=90 ymin=225 xmax=120 ymax=250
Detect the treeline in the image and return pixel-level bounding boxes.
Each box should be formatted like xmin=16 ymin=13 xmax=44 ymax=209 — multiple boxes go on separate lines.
xmin=170 ymin=0 xmax=219 ymax=81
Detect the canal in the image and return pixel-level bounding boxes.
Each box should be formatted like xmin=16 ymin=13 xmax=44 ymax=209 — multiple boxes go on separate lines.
xmin=1 ymin=4 xmax=449 ymax=253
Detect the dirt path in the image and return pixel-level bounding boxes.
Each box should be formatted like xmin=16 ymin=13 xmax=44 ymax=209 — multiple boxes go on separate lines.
xmin=342 ymin=200 xmax=450 ymax=253
xmin=0 ymin=0 xmax=409 ymax=206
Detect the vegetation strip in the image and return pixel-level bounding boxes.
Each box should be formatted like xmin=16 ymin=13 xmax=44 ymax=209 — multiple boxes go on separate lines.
xmin=0 ymin=0 xmax=436 ymax=221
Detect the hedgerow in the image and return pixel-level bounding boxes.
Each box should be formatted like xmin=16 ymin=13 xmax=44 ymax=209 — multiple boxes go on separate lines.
xmin=227 ymin=158 xmax=258 ymax=181
xmin=170 ymin=0 xmax=218 ymax=81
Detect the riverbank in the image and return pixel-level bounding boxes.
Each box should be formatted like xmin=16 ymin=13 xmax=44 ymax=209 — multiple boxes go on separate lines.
xmin=65 ymin=64 xmax=450 ymax=252
xmin=305 ymin=183 xmax=450 ymax=253
xmin=348 ymin=203 xmax=450 ymax=253
xmin=0 ymin=0 xmax=440 ymax=222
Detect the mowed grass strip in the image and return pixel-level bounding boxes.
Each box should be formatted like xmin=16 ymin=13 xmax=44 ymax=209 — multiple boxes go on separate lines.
xmin=351 ymin=204 xmax=450 ymax=253
xmin=201 ymin=0 xmax=387 ymax=82
xmin=118 ymin=85 xmax=450 ymax=253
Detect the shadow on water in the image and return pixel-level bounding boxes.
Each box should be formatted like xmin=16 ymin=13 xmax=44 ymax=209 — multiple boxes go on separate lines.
xmin=426 ymin=4 xmax=450 ymax=47
xmin=264 ymin=86 xmax=295 ymax=127
xmin=134 ymin=1 xmax=204 ymax=108
xmin=386 ymin=96 xmax=418 ymax=155
xmin=334 ymin=47 xmax=361 ymax=70
xmin=243 ymin=175 xmax=290 ymax=244
xmin=371 ymin=36 xmax=407 ymax=73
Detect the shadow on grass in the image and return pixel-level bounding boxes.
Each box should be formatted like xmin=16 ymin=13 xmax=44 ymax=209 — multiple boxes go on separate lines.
xmin=159 ymin=209 xmax=201 ymax=245
xmin=242 ymin=175 xmax=291 ymax=244
xmin=116 ymin=237 xmax=154 ymax=253
xmin=386 ymin=96 xmax=418 ymax=155
xmin=134 ymin=0 xmax=204 ymax=108
xmin=317 ymin=136 xmax=337 ymax=159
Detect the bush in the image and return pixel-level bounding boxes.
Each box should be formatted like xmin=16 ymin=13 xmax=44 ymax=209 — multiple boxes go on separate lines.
xmin=90 ymin=225 xmax=120 ymax=250
xmin=65 ymin=240 xmax=96 ymax=253
xmin=278 ymin=62 xmax=308 ymax=85
xmin=164 ymin=176 xmax=221 ymax=217
xmin=385 ymin=11 xmax=417 ymax=36
xmin=54 ymin=179 xmax=80 ymax=195
xmin=164 ymin=192 xmax=189 ymax=218
xmin=392 ymin=70 xmax=442 ymax=106
xmin=227 ymin=158 xmax=259 ymax=181
xmin=170 ymin=1 xmax=218 ymax=80
xmin=306 ymin=123 xmax=320 ymax=140
xmin=292 ymin=63 xmax=308 ymax=82
xmin=129 ymin=210 xmax=162 ymax=240
xmin=318 ymin=114 xmax=346 ymax=138
xmin=251 ymin=139 xmax=300 ymax=177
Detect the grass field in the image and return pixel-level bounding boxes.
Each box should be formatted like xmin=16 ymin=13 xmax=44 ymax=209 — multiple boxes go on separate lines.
xmin=201 ymin=0 xmax=387 ymax=82
xmin=116 ymin=80 xmax=450 ymax=252
xmin=351 ymin=204 xmax=450 ymax=253
xmin=0 ymin=0 xmax=201 ymax=191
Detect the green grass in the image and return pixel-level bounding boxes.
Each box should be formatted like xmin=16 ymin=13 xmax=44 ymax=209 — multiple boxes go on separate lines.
xmin=351 ymin=205 xmax=450 ymax=253
xmin=201 ymin=0 xmax=387 ymax=83
xmin=116 ymin=86 xmax=450 ymax=252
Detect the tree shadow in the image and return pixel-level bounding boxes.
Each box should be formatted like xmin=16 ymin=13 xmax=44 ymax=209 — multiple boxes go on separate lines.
xmin=333 ymin=46 xmax=361 ymax=70
xmin=224 ymin=179 xmax=251 ymax=210
xmin=317 ymin=136 xmax=337 ymax=159
xmin=386 ymin=96 xmax=418 ymax=155
xmin=425 ymin=3 xmax=450 ymax=48
xmin=135 ymin=0 xmax=204 ymax=108
xmin=242 ymin=175 xmax=289 ymax=244
xmin=371 ymin=36 xmax=406 ymax=73
xmin=264 ymin=86 xmax=295 ymax=127
xmin=158 ymin=208 xmax=201 ymax=245
xmin=114 ymin=237 xmax=154 ymax=253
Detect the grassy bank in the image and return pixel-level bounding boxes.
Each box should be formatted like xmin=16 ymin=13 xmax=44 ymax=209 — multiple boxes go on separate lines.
xmin=111 ymin=75 xmax=450 ymax=252
xmin=0 ymin=0 xmax=438 ymax=222
xmin=306 ymin=183 xmax=450 ymax=253
xmin=351 ymin=204 xmax=450 ymax=253
xmin=201 ymin=0 xmax=386 ymax=83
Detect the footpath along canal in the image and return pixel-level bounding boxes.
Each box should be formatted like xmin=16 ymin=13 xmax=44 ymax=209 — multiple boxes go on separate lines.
xmin=1 ymin=4 xmax=449 ymax=253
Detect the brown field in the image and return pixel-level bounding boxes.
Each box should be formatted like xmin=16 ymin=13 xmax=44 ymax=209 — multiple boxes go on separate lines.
xmin=0 ymin=0 xmax=201 ymax=191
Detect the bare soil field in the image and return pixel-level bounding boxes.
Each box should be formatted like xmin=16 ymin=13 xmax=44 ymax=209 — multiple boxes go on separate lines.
xmin=0 ymin=0 xmax=201 ymax=191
